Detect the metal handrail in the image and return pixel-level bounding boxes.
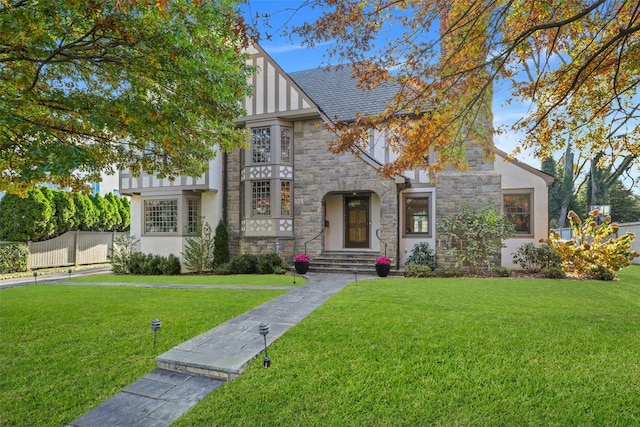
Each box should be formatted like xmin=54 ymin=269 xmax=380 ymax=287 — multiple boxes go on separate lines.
xmin=304 ymin=227 xmax=325 ymax=254
xmin=376 ymin=228 xmax=388 ymax=257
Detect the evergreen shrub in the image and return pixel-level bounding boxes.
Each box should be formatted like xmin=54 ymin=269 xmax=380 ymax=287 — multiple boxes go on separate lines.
xmin=513 ymin=243 xmax=561 ymax=273
xmin=0 ymin=242 xmax=29 ymax=273
xmin=213 ymin=221 xmax=230 ymax=267
xmin=406 ymin=242 xmax=437 ymax=270
xmin=229 ymin=254 xmax=258 ymax=274
xmin=404 ymin=263 xmax=433 ymax=278
xmin=258 ymin=253 xmax=288 ymax=274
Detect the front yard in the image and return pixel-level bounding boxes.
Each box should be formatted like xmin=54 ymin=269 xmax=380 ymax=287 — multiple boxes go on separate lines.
xmin=177 ymin=266 xmax=640 ymax=426
xmin=1 ymin=267 xmax=639 ymax=426
xmin=0 ymin=283 xmax=285 ymax=427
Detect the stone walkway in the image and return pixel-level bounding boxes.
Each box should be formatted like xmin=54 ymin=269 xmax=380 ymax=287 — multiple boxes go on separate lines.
xmin=61 ymin=272 xmax=363 ymax=427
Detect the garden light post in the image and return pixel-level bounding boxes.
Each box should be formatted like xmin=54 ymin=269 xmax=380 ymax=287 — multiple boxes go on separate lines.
xmin=259 ymin=322 xmax=271 ymax=368
xmin=150 ymin=318 xmax=161 ymax=348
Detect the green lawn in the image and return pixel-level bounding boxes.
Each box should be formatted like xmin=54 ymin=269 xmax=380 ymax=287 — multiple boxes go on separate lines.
xmin=67 ymin=273 xmax=304 ymax=286
xmin=175 ymin=266 xmax=640 ymax=426
xmin=2 ymin=267 xmax=639 ymax=426
xmin=0 ymin=284 xmax=285 ymax=427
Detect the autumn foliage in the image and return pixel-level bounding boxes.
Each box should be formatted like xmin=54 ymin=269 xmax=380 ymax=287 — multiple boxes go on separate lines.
xmin=291 ymin=0 xmax=640 ymax=176
xmin=546 ymin=209 xmax=639 ymax=278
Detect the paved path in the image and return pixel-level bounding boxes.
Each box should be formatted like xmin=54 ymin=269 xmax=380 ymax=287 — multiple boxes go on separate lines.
xmin=65 ymin=272 xmax=365 ymax=427
xmin=0 ymin=266 xmax=112 ymax=289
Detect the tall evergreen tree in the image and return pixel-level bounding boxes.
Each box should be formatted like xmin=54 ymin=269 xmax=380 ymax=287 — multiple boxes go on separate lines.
xmin=609 ymin=180 xmax=640 ymax=223
xmin=213 ymin=221 xmax=230 ymax=267
xmin=542 ymin=157 xmax=561 ymax=228
xmin=0 ymin=188 xmax=53 ymax=241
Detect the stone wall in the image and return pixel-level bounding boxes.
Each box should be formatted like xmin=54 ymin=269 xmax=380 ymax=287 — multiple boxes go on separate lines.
xmin=435 ymin=143 xmax=502 ymax=269
xmin=293 ymin=119 xmax=398 ymax=258
xmin=225 ymin=150 xmax=242 ymax=257
xmin=237 ymin=237 xmax=295 ymax=261
xmin=225 ymin=117 xmax=399 ymax=261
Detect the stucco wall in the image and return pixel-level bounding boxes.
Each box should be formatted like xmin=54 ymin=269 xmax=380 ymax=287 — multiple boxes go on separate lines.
xmin=495 ymin=154 xmax=551 ymax=269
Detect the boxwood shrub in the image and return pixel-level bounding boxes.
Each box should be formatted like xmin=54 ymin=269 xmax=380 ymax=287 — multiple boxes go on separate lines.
xmin=0 ymin=242 xmax=29 ymax=273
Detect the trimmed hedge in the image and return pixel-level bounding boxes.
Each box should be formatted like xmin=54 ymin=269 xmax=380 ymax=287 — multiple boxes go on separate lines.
xmin=0 ymin=189 xmax=129 ymax=242
xmin=0 ymin=242 xmax=29 ymax=273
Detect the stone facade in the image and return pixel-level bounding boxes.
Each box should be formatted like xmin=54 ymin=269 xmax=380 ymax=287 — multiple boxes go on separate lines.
xmin=292 ymin=119 xmax=398 ymax=258
xmin=225 ymin=117 xmax=399 ymax=262
xmin=435 ymin=142 xmax=502 ymax=269
xmin=225 ymin=149 xmax=242 ymax=257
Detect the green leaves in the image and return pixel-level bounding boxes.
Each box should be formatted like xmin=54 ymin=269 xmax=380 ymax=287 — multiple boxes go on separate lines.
xmin=1 ymin=0 xmax=252 ymax=193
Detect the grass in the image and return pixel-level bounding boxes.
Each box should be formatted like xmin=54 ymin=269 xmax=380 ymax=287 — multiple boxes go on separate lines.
xmin=0 ymin=284 xmax=285 ymax=427
xmin=66 ymin=273 xmax=305 ymax=286
xmin=175 ymin=265 xmax=640 ymax=426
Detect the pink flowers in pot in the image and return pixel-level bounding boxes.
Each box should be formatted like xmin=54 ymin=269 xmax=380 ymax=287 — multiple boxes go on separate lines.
xmin=375 ymin=256 xmax=391 ymax=265
xmin=293 ymin=253 xmax=310 ymax=262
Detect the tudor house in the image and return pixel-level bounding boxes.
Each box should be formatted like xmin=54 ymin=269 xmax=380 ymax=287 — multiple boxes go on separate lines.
xmin=119 ymin=44 xmax=555 ymax=272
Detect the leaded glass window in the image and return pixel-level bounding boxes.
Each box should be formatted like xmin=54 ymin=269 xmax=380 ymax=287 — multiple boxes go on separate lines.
xmin=252 ymin=180 xmax=271 ymax=216
xmin=144 ymin=199 xmax=178 ymax=233
xmin=252 ymin=127 xmax=271 ymax=163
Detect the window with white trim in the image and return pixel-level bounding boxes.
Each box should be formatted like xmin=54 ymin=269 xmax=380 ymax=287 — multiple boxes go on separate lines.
xmin=281 ymin=127 xmax=291 ymax=163
xmin=503 ymin=191 xmax=532 ymax=235
xmin=144 ymin=199 xmax=178 ymax=233
xmin=404 ymin=195 xmax=431 ymax=235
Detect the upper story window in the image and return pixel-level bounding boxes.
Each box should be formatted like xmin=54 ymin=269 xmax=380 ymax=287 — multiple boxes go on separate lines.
xmin=145 ymin=199 xmax=178 ymax=233
xmin=281 ymin=127 xmax=291 ymax=163
xmin=252 ymin=127 xmax=271 ymax=163
xmin=503 ymin=191 xmax=532 ymax=235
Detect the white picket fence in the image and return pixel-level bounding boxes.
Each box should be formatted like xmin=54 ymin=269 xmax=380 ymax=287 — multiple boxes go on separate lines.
xmin=553 ymin=221 xmax=640 ymax=265
xmin=28 ymin=230 xmax=126 ymax=270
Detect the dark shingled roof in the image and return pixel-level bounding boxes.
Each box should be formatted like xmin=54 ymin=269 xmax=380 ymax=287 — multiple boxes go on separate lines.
xmin=289 ymin=67 xmax=399 ymax=123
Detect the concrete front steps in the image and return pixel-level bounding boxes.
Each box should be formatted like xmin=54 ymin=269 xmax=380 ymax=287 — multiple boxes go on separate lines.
xmin=305 ymin=251 xmax=403 ymax=276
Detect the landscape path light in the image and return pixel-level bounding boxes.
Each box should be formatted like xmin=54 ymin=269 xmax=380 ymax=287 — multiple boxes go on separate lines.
xmin=259 ymin=322 xmax=271 ymax=368
xmin=150 ymin=318 xmax=162 ymax=348
xmin=33 ymin=271 xmax=37 ymax=285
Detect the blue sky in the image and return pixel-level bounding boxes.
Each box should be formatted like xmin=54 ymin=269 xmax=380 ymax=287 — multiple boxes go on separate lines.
xmin=239 ymin=0 xmax=541 ymax=168
xmin=239 ymin=1 xmax=639 ymax=191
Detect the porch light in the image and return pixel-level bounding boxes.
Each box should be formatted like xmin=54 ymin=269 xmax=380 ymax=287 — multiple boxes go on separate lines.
xmin=259 ymin=322 xmax=271 ymax=368
xmin=150 ymin=318 xmax=162 ymax=348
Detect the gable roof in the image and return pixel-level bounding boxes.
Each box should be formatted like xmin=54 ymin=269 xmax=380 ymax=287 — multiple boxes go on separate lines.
xmin=289 ymin=67 xmax=398 ymax=123
xmin=495 ymin=147 xmax=556 ymax=186
xmin=241 ymin=44 xmax=318 ymax=122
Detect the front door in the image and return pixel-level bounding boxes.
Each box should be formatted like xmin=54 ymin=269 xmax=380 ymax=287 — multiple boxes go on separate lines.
xmin=345 ymin=196 xmax=370 ymax=248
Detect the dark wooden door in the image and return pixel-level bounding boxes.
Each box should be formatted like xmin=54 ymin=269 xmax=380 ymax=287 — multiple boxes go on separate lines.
xmin=345 ymin=196 xmax=370 ymax=248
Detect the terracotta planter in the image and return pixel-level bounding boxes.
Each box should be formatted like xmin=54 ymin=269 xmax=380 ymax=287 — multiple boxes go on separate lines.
xmin=294 ymin=261 xmax=309 ymax=275
xmin=375 ymin=263 xmax=390 ymax=277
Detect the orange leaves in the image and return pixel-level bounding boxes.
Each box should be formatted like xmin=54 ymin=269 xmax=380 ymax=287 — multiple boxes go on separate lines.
xmin=296 ymin=0 xmax=640 ymax=176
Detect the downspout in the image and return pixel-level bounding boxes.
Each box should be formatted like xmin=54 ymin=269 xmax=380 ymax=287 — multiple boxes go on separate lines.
xmin=222 ymin=151 xmax=228 ymax=226
xmin=396 ymin=189 xmax=401 ymax=271
xmin=394 ymin=175 xmax=410 ymax=271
